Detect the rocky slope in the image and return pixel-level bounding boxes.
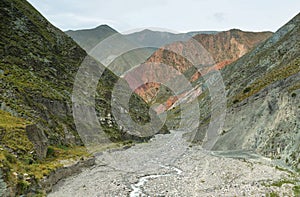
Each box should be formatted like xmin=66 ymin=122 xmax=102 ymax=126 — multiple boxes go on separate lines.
xmin=194 ymin=29 xmax=273 ymax=69
xmin=133 ymin=29 xmax=272 ymax=106
xmin=65 ymin=27 xmax=218 ymax=80
xmin=0 ymin=0 xmax=161 ymax=195
xmin=0 ymin=0 xmax=86 ymax=147
xmin=192 ymin=12 xmax=300 ymax=170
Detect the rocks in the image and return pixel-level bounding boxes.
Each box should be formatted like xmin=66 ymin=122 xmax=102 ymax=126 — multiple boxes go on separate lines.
xmin=42 ymin=156 xmax=95 ymax=193
xmin=48 ymin=131 xmax=298 ymax=196
xmin=0 ymin=170 xmax=8 ymax=197
xmin=62 ymin=124 xmax=76 ymax=145
xmin=25 ymin=124 xmax=48 ymax=159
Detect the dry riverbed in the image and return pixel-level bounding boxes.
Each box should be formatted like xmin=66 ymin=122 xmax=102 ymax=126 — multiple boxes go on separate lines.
xmin=49 ymin=131 xmax=299 ymax=197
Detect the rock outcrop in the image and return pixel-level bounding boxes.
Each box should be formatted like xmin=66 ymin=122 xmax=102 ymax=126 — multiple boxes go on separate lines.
xmin=0 ymin=170 xmax=7 ymax=197
xmin=41 ymin=157 xmax=96 ymax=193
xmin=25 ymin=124 xmax=48 ymax=159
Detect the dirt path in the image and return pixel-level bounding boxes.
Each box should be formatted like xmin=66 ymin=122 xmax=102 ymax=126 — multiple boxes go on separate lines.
xmin=48 ymin=131 xmax=297 ymax=196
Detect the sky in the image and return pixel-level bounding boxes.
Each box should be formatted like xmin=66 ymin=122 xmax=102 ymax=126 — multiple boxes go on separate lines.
xmin=27 ymin=0 xmax=300 ymax=33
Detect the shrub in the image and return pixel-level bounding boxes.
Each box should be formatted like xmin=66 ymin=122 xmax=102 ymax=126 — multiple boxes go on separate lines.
xmin=233 ymin=99 xmax=239 ymax=104
xmin=16 ymin=180 xmax=30 ymax=194
xmin=46 ymin=147 xmax=55 ymax=158
xmin=243 ymin=87 xmax=251 ymax=93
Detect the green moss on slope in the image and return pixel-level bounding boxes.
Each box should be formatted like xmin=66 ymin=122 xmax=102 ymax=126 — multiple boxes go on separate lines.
xmin=232 ymin=57 xmax=300 ymax=104
xmin=0 ymin=110 xmax=91 ymax=195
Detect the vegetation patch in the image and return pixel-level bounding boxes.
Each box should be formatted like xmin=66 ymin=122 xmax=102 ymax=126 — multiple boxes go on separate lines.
xmin=231 ymin=57 xmax=300 ymax=104
xmin=0 ymin=110 xmax=90 ymax=195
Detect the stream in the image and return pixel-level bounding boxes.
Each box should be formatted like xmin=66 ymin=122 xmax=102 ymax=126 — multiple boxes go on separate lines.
xmin=130 ymin=165 xmax=183 ymax=197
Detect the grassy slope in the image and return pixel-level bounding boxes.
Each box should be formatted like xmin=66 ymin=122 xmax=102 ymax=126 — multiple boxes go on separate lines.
xmin=0 ymin=0 xmax=86 ymax=145
xmin=0 ymin=0 xmax=167 ymax=195
xmin=0 ymin=110 xmax=90 ymax=195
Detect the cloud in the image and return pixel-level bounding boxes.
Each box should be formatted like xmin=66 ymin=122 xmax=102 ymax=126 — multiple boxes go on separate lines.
xmin=28 ymin=0 xmax=300 ymax=32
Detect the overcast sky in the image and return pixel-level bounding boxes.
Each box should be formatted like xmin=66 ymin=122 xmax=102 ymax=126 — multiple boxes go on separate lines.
xmin=27 ymin=0 xmax=299 ymax=33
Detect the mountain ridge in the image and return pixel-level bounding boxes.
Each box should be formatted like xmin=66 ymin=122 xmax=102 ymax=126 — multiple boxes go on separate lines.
xmin=132 ymin=29 xmax=272 ymax=107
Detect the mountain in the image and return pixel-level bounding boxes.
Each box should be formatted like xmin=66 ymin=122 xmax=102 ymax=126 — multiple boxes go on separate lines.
xmin=0 ymin=0 xmax=85 ymax=146
xmin=70 ymin=26 xmax=272 ymax=116
xmin=66 ymin=26 xmax=218 ymax=53
xmin=65 ymin=25 xmax=118 ymax=52
xmin=194 ymin=29 xmax=273 ymax=70
xmin=186 ymin=31 xmax=218 ymax=37
xmin=0 ymin=0 xmax=162 ymax=195
xmin=132 ymin=29 xmax=272 ymax=106
xmin=124 ymin=29 xmax=218 ymax=48
xmin=65 ymin=26 xmax=220 ymax=89
xmin=191 ymin=13 xmax=300 ymax=169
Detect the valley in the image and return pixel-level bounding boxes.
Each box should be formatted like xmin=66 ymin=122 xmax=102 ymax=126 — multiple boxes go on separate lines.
xmin=0 ymin=0 xmax=299 ymax=196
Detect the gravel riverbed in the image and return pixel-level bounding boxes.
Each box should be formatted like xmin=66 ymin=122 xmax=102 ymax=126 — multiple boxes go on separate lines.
xmin=48 ymin=131 xmax=297 ymax=197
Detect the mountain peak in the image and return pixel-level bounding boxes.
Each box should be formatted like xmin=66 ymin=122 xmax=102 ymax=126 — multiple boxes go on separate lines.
xmin=95 ymin=24 xmax=117 ymax=32
xmin=65 ymin=24 xmax=118 ymax=51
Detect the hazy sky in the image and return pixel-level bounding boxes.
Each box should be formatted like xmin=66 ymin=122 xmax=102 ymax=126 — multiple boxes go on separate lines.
xmin=27 ymin=0 xmax=299 ymax=33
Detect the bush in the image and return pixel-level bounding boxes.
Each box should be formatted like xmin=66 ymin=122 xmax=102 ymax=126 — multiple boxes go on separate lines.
xmin=5 ymin=152 xmax=17 ymax=164
xmin=233 ymin=99 xmax=239 ymax=104
xmin=16 ymin=180 xmax=30 ymax=194
xmin=46 ymin=147 xmax=55 ymax=158
xmin=294 ymin=185 xmax=300 ymax=196
xmin=243 ymin=87 xmax=251 ymax=93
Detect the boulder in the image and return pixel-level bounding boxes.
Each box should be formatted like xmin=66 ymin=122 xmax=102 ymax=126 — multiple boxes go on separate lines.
xmin=25 ymin=124 xmax=48 ymax=159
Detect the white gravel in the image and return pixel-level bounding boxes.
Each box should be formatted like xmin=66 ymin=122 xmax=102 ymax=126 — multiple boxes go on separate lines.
xmin=48 ymin=131 xmax=297 ymax=197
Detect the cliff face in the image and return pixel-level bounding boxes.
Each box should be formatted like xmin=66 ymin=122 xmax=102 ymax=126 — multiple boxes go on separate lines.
xmin=133 ymin=30 xmax=272 ymax=107
xmin=194 ymin=29 xmax=273 ymax=69
xmin=193 ymin=13 xmax=300 ymax=169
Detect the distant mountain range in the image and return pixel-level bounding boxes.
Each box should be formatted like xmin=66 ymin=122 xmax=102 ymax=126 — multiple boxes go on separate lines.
xmin=66 ymin=25 xmax=218 ymax=52
xmin=66 ymin=25 xmax=272 ymax=108
xmin=65 ymin=25 xmax=118 ymax=52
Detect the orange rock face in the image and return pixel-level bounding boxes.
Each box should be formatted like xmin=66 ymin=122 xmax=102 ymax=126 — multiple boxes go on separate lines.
xmin=126 ymin=29 xmax=272 ymax=112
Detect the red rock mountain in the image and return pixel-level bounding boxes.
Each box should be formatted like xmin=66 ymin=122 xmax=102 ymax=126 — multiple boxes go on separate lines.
xmin=128 ymin=29 xmax=272 ymax=109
